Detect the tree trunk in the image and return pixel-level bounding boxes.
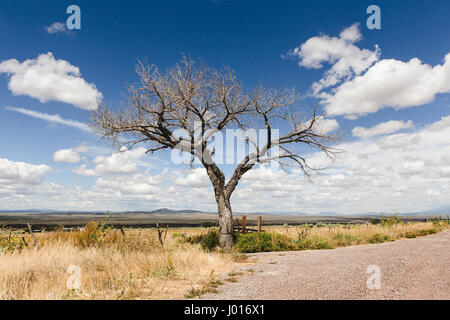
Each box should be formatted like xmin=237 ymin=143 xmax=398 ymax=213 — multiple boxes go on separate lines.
xmin=216 ymin=193 xmax=233 ymax=249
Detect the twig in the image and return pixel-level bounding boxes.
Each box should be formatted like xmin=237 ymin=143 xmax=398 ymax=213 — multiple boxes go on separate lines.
xmin=156 ymin=223 xmax=164 ymax=246
xmin=27 ymin=223 xmax=39 ymax=250
xmin=20 ymin=235 xmax=28 ymax=248
xmin=163 ymin=225 xmax=169 ymax=241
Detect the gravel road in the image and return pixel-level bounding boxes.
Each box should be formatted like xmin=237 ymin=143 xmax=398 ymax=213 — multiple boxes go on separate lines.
xmin=203 ymin=231 xmax=450 ymax=300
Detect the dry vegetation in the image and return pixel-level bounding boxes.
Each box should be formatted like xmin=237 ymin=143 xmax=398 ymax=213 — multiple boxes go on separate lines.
xmin=0 ymin=222 xmax=241 ymax=300
xmin=0 ymin=217 xmax=448 ymax=300
xmin=260 ymin=219 xmax=449 ymax=250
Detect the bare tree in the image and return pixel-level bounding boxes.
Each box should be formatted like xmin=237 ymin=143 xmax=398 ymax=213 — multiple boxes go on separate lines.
xmin=90 ymin=57 xmax=339 ymax=249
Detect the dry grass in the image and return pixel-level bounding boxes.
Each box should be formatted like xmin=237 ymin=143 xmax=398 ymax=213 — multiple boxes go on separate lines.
xmin=264 ymin=220 xmax=449 ymax=248
xmin=0 ymin=226 xmax=238 ymax=300
xmin=0 ymin=219 xmax=448 ymax=300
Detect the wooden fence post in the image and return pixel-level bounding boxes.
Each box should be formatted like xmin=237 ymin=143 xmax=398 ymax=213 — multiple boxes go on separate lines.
xmin=242 ymin=215 xmax=247 ymax=233
xmin=27 ymin=223 xmax=39 ymax=250
xmin=257 ymin=216 xmax=262 ymax=233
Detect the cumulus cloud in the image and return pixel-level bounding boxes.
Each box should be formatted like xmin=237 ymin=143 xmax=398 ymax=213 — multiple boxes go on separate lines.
xmin=240 ymin=165 xmax=303 ymax=194
xmin=53 ymin=146 xmax=87 ymax=163
xmin=174 ymin=168 xmax=210 ymax=188
xmin=0 ymin=158 xmax=50 ymax=185
xmin=288 ymin=24 xmax=450 ymax=119
xmin=0 ymin=52 xmax=102 ymax=110
xmin=427 ymin=115 xmax=450 ymax=131
xmin=314 ymin=118 xmax=339 ymax=134
xmin=45 ymin=22 xmax=68 ymax=34
xmin=377 ymin=133 xmax=419 ymax=150
xmin=73 ymin=147 xmax=147 ymax=176
xmin=6 ymin=106 xmax=91 ymax=132
xmin=399 ymin=160 xmax=425 ymax=177
xmin=322 ymin=53 xmax=450 ymax=118
xmin=72 ymin=164 xmax=98 ymax=176
xmin=353 ymin=120 xmax=413 ymax=138
xmin=298 ymin=116 xmax=339 ymax=135
xmin=95 ymin=173 xmax=162 ymax=195
xmin=285 ymin=23 xmax=380 ymax=94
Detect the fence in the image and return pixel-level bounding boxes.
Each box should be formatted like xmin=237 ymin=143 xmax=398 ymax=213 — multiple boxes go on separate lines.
xmin=233 ymin=215 xmax=263 ymax=233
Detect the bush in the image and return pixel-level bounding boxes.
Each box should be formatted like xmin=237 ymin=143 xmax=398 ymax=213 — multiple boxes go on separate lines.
xmin=380 ymin=214 xmax=402 ymax=226
xmin=295 ymin=235 xmax=333 ymax=250
xmin=235 ymin=232 xmax=332 ymax=253
xmin=315 ymin=222 xmax=327 ymax=228
xmin=430 ymin=217 xmax=444 ymax=227
xmin=235 ymin=233 xmax=293 ymax=253
xmin=331 ymin=233 xmax=359 ymax=246
xmin=184 ymin=230 xmax=219 ymax=251
xmin=405 ymin=232 xmax=417 ymax=238
xmin=202 ymin=222 xmax=214 ymax=228
xmin=368 ymin=233 xmax=390 ymax=244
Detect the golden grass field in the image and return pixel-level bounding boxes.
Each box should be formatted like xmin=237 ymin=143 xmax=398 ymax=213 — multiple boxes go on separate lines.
xmin=0 ymin=219 xmax=448 ymax=300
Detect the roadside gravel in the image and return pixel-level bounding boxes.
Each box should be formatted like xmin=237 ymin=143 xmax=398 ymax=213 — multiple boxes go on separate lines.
xmin=203 ymin=231 xmax=450 ymax=300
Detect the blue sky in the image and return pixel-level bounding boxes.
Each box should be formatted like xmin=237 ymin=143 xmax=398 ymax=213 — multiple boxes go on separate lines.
xmin=0 ymin=0 xmax=449 ymax=214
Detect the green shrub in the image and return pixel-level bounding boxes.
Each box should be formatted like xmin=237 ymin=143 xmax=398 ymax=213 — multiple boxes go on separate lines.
xmin=200 ymin=230 xmax=220 ymax=251
xmin=368 ymin=233 xmax=390 ymax=243
xmin=429 ymin=217 xmax=444 ymax=227
xmin=202 ymin=222 xmax=214 ymax=228
xmin=235 ymin=232 xmax=333 ymax=253
xmin=295 ymin=235 xmax=333 ymax=250
xmin=315 ymin=222 xmax=327 ymax=228
xmin=405 ymin=228 xmax=436 ymax=239
xmin=380 ymin=214 xmax=402 ymax=226
xmin=310 ymin=239 xmax=334 ymax=250
xmin=418 ymin=228 xmax=437 ymax=236
xmin=184 ymin=230 xmax=219 ymax=251
xmin=331 ymin=233 xmax=359 ymax=246
xmin=405 ymin=232 xmax=417 ymax=238
xmin=235 ymin=233 xmax=293 ymax=253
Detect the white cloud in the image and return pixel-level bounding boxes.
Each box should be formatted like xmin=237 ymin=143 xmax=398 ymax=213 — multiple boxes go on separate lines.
xmin=0 ymin=52 xmax=102 ymax=110
xmin=314 ymin=118 xmax=339 ymax=134
xmin=73 ymin=147 xmax=147 ymax=176
xmin=53 ymin=146 xmax=87 ymax=163
xmin=45 ymin=22 xmax=68 ymax=34
xmin=73 ymin=164 xmax=98 ymax=176
xmin=0 ymin=158 xmax=50 ymax=185
xmin=286 ymin=23 xmax=380 ymax=94
xmin=427 ymin=189 xmax=440 ymax=196
xmin=93 ymin=147 xmax=147 ymax=174
xmin=377 ymin=133 xmax=419 ymax=150
xmin=298 ymin=116 xmax=339 ymax=135
xmin=175 ymin=168 xmax=210 ymax=188
xmin=239 ymin=165 xmax=303 ymax=194
xmin=95 ymin=173 xmax=162 ymax=195
xmin=6 ymin=106 xmax=91 ymax=132
xmin=322 ymin=53 xmax=450 ymax=118
xmin=399 ymin=160 xmax=425 ymax=177
xmin=353 ymin=120 xmax=413 ymax=138
xmin=427 ymin=115 xmax=450 ymax=131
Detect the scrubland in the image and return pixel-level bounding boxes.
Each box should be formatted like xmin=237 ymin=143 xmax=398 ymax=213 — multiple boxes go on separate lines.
xmin=0 ymin=216 xmax=447 ymax=300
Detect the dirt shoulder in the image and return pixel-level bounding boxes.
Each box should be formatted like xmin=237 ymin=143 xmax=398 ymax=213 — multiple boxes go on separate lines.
xmin=203 ymin=230 xmax=450 ymax=300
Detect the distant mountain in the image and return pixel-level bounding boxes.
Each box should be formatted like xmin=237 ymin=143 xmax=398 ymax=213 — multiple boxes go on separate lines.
xmin=0 ymin=209 xmax=50 ymax=213
xmin=122 ymin=208 xmax=213 ymax=215
xmin=401 ymin=206 xmax=450 ymax=216
xmin=1 ymin=206 xmax=449 ymax=217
